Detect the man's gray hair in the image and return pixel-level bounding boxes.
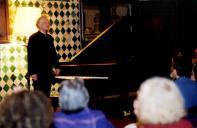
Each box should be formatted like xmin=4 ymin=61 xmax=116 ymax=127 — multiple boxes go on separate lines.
xmin=58 ymin=77 xmax=90 ymax=111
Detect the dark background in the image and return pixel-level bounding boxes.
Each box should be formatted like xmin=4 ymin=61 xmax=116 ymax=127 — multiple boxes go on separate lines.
xmin=81 ymin=0 xmax=197 ymax=81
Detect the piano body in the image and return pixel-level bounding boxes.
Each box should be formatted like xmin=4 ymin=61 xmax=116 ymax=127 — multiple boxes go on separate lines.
xmin=52 ymin=0 xmax=178 ymax=117
xmin=56 ymin=16 xmax=139 ymax=98
xmin=56 ymin=0 xmax=176 ymax=98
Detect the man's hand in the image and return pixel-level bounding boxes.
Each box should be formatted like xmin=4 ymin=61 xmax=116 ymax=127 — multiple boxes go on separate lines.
xmin=31 ymin=74 xmax=38 ymax=81
xmin=54 ymin=68 xmax=61 ymax=76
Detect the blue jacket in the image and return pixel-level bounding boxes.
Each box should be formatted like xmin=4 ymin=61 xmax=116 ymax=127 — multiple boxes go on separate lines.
xmin=175 ymin=76 xmax=197 ymax=109
xmin=53 ymin=107 xmax=115 ymax=128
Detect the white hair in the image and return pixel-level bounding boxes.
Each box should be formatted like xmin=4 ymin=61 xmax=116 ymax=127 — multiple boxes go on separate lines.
xmin=58 ymin=78 xmax=90 ymax=111
xmin=134 ymin=77 xmax=186 ymax=124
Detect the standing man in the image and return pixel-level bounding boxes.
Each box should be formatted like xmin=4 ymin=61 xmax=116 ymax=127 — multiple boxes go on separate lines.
xmin=27 ymin=14 xmax=60 ymax=97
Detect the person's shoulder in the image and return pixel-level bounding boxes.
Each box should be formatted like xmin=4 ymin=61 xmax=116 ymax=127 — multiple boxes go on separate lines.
xmin=28 ymin=32 xmax=40 ymax=45
xmin=175 ymin=77 xmax=195 ymax=85
xmin=46 ymin=33 xmax=54 ymax=39
xmin=175 ymin=77 xmax=197 ymax=93
xmin=180 ymin=76 xmax=197 ymax=86
xmin=29 ymin=31 xmax=40 ymax=38
xmin=178 ymin=118 xmax=193 ymax=128
xmin=46 ymin=34 xmax=54 ymax=42
xmin=88 ymin=107 xmax=106 ymax=117
xmin=28 ymin=32 xmax=43 ymax=43
xmin=53 ymin=111 xmax=65 ymax=117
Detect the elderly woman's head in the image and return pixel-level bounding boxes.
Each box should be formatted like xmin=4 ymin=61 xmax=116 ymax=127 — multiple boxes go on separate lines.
xmin=0 ymin=90 xmax=53 ymax=128
xmin=58 ymin=77 xmax=90 ymax=111
xmin=134 ymin=77 xmax=186 ymax=125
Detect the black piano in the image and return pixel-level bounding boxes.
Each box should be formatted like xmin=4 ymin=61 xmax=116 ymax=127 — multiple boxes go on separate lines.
xmin=56 ymin=9 xmax=174 ymax=98
xmin=54 ymin=0 xmax=176 ymax=116
xmin=56 ymin=17 xmax=139 ymax=98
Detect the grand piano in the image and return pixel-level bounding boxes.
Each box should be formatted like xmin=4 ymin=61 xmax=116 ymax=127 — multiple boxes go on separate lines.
xmin=51 ymin=0 xmax=180 ymax=118
xmin=56 ymin=16 xmax=139 ymax=98
xmin=56 ymin=0 xmax=176 ymax=99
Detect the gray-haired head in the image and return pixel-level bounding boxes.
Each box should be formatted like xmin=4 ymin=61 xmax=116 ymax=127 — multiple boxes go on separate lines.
xmin=58 ymin=77 xmax=90 ymax=111
xmin=134 ymin=76 xmax=186 ymax=124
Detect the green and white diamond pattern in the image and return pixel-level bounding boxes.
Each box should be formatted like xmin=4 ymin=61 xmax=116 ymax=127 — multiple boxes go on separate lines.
xmin=0 ymin=44 xmax=28 ymax=100
xmin=43 ymin=0 xmax=81 ymax=62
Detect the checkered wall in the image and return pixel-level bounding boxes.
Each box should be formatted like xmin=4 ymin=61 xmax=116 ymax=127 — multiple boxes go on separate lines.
xmin=0 ymin=44 xmax=28 ymax=100
xmin=43 ymin=1 xmax=81 ymax=62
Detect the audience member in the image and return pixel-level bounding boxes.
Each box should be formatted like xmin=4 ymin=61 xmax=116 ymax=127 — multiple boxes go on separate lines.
xmin=170 ymin=54 xmax=197 ymax=109
xmin=170 ymin=53 xmax=197 ymax=128
xmin=124 ymin=77 xmax=192 ymax=128
xmin=0 ymin=90 xmax=53 ymax=128
xmin=52 ymin=77 xmax=115 ymax=128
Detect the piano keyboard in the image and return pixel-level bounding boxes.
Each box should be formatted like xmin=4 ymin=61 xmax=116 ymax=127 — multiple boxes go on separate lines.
xmin=55 ymin=75 xmax=109 ymax=80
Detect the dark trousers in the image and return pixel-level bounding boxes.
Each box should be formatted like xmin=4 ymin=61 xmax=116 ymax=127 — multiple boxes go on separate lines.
xmin=33 ymin=75 xmax=53 ymax=97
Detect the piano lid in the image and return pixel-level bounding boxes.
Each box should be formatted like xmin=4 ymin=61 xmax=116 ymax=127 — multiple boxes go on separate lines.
xmin=63 ymin=17 xmax=133 ymax=66
xmin=69 ymin=20 xmax=118 ymax=62
xmin=58 ymin=16 xmax=134 ymax=80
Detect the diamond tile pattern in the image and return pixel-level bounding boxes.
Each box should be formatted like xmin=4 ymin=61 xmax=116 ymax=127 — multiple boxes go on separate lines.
xmin=43 ymin=0 xmax=81 ymax=62
xmin=0 ymin=44 xmax=28 ymax=100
